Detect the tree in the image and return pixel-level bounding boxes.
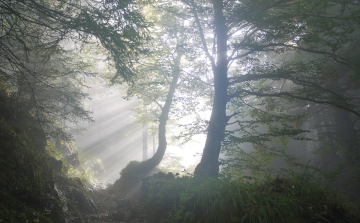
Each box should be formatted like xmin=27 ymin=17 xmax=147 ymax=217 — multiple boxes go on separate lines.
xmin=111 ymin=2 xmax=192 ymax=196
xmin=177 ymin=0 xmax=360 ymax=178
xmin=0 ymin=0 xmax=147 ymax=138
xmin=113 ymin=44 xmax=185 ymax=197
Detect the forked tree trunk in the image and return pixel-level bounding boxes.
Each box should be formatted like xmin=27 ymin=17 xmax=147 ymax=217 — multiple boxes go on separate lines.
xmin=194 ymin=0 xmax=229 ymax=178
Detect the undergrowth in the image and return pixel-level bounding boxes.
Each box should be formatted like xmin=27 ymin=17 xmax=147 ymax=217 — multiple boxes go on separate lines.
xmin=45 ymin=138 xmax=105 ymax=186
xmin=0 ymin=119 xmax=63 ymax=222
xmin=141 ymin=174 xmax=360 ymax=223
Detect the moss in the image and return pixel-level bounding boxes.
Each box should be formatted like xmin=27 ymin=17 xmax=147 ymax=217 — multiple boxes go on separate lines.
xmin=109 ymin=161 xmax=142 ymax=196
xmin=120 ymin=160 xmax=141 ymax=176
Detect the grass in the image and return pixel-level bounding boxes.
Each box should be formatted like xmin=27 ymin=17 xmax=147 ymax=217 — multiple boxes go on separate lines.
xmin=141 ymin=173 xmax=360 ymax=223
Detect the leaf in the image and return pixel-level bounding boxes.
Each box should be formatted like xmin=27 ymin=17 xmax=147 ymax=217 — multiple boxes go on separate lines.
xmin=241 ymin=214 xmax=248 ymax=223
xmin=33 ymin=218 xmax=40 ymax=222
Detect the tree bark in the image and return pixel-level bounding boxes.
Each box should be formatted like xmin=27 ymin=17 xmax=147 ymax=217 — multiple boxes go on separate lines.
xmin=114 ymin=47 xmax=184 ymax=197
xmin=194 ymin=0 xmax=229 ymax=178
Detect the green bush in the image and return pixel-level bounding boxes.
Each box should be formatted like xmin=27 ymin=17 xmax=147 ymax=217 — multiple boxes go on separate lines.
xmin=141 ymin=174 xmax=359 ymax=223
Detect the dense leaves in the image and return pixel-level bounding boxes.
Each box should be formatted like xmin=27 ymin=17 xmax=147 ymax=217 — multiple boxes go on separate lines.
xmin=0 ymin=0 xmax=147 ymax=139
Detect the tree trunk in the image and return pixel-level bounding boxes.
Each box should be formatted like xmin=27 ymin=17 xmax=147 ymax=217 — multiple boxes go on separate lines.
xmin=194 ymin=0 xmax=229 ymax=178
xmin=142 ymin=103 xmax=148 ymax=161
xmin=139 ymin=48 xmax=183 ymax=170
xmin=152 ymin=132 xmax=156 ymax=155
xmin=114 ymin=48 xmax=184 ymax=197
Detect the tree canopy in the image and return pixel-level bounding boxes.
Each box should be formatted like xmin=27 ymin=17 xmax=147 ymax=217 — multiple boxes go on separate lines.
xmin=0 ymin=0 xmax=147 ymax=138
xmin=3 ymin=0 xmax=360 ymax=188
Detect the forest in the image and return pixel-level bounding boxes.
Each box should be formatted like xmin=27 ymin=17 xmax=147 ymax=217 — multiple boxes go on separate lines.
xmin=1 ymin=0 xmax=360 ymax=222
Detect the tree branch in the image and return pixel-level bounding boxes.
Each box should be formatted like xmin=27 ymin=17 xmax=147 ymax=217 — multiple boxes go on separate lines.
xmin=228 ymin=71 xmax=293 ymax=86
xmin=188 ymin=0 xmax=216 ymax=68
xmin=237 ymin=89 xmax=360 ymax=117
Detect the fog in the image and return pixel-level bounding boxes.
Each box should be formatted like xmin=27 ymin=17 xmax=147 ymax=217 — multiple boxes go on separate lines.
xmin=70 ymin=87 xmax=139 ymax=182
xmin=71 ymin=86 xmax=205 ymax=183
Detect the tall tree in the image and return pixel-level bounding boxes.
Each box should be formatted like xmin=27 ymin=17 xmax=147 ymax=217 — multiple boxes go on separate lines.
xmin=178 ymin=0 xmax=360 ymax=178
xmin=112 ymin=2 xmax=190 ymax=196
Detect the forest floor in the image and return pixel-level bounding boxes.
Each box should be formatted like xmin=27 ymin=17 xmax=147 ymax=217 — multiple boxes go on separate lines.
xmin=58 ymin=172 xmax=360 ymax=223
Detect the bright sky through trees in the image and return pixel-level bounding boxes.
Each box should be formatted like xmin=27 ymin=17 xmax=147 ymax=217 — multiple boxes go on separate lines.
xmin=73 ymin=0 xmax=360 ymax=181
xmin=73 ymin=85 xmax=209 ymax=182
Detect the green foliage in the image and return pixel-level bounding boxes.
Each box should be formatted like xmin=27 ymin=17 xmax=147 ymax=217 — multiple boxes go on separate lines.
xmin=0 ymin=0 xmax=149 ymax=142
xmin=45 ymin=140 xmax=63 ymax=160
xmin=0 ymin=93 xmax=102 ymax=221
xmin=142 ymin=175 xmax=359 ymax=223
xmin=45 ymin=139 xmax=105 ymax=185
xmin=0 ymin=119 xmax=50 ymax=191
xmin=223 ymin=93 xmax=311 ymax=180
xmin=0 ymin=119 xmax=63 ymax=222
xmin=157 ymin=154 xmax=187 ymax=176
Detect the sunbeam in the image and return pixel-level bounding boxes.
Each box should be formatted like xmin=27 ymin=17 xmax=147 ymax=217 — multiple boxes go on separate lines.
xmin=73 ymin=86 xmax=205 ymax=183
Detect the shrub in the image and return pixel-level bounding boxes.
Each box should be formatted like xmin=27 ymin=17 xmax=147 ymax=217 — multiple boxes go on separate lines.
xmin=141 ymin=174 xmax=359 ymax=223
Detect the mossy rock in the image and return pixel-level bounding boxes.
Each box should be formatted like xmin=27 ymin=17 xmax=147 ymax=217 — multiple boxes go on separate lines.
xmin=110 ymin=160 xmax=164 ymax=198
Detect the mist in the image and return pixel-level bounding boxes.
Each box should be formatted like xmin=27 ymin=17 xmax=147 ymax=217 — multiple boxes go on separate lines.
xmin=71 ymin=85 xmax=205 ymax=183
